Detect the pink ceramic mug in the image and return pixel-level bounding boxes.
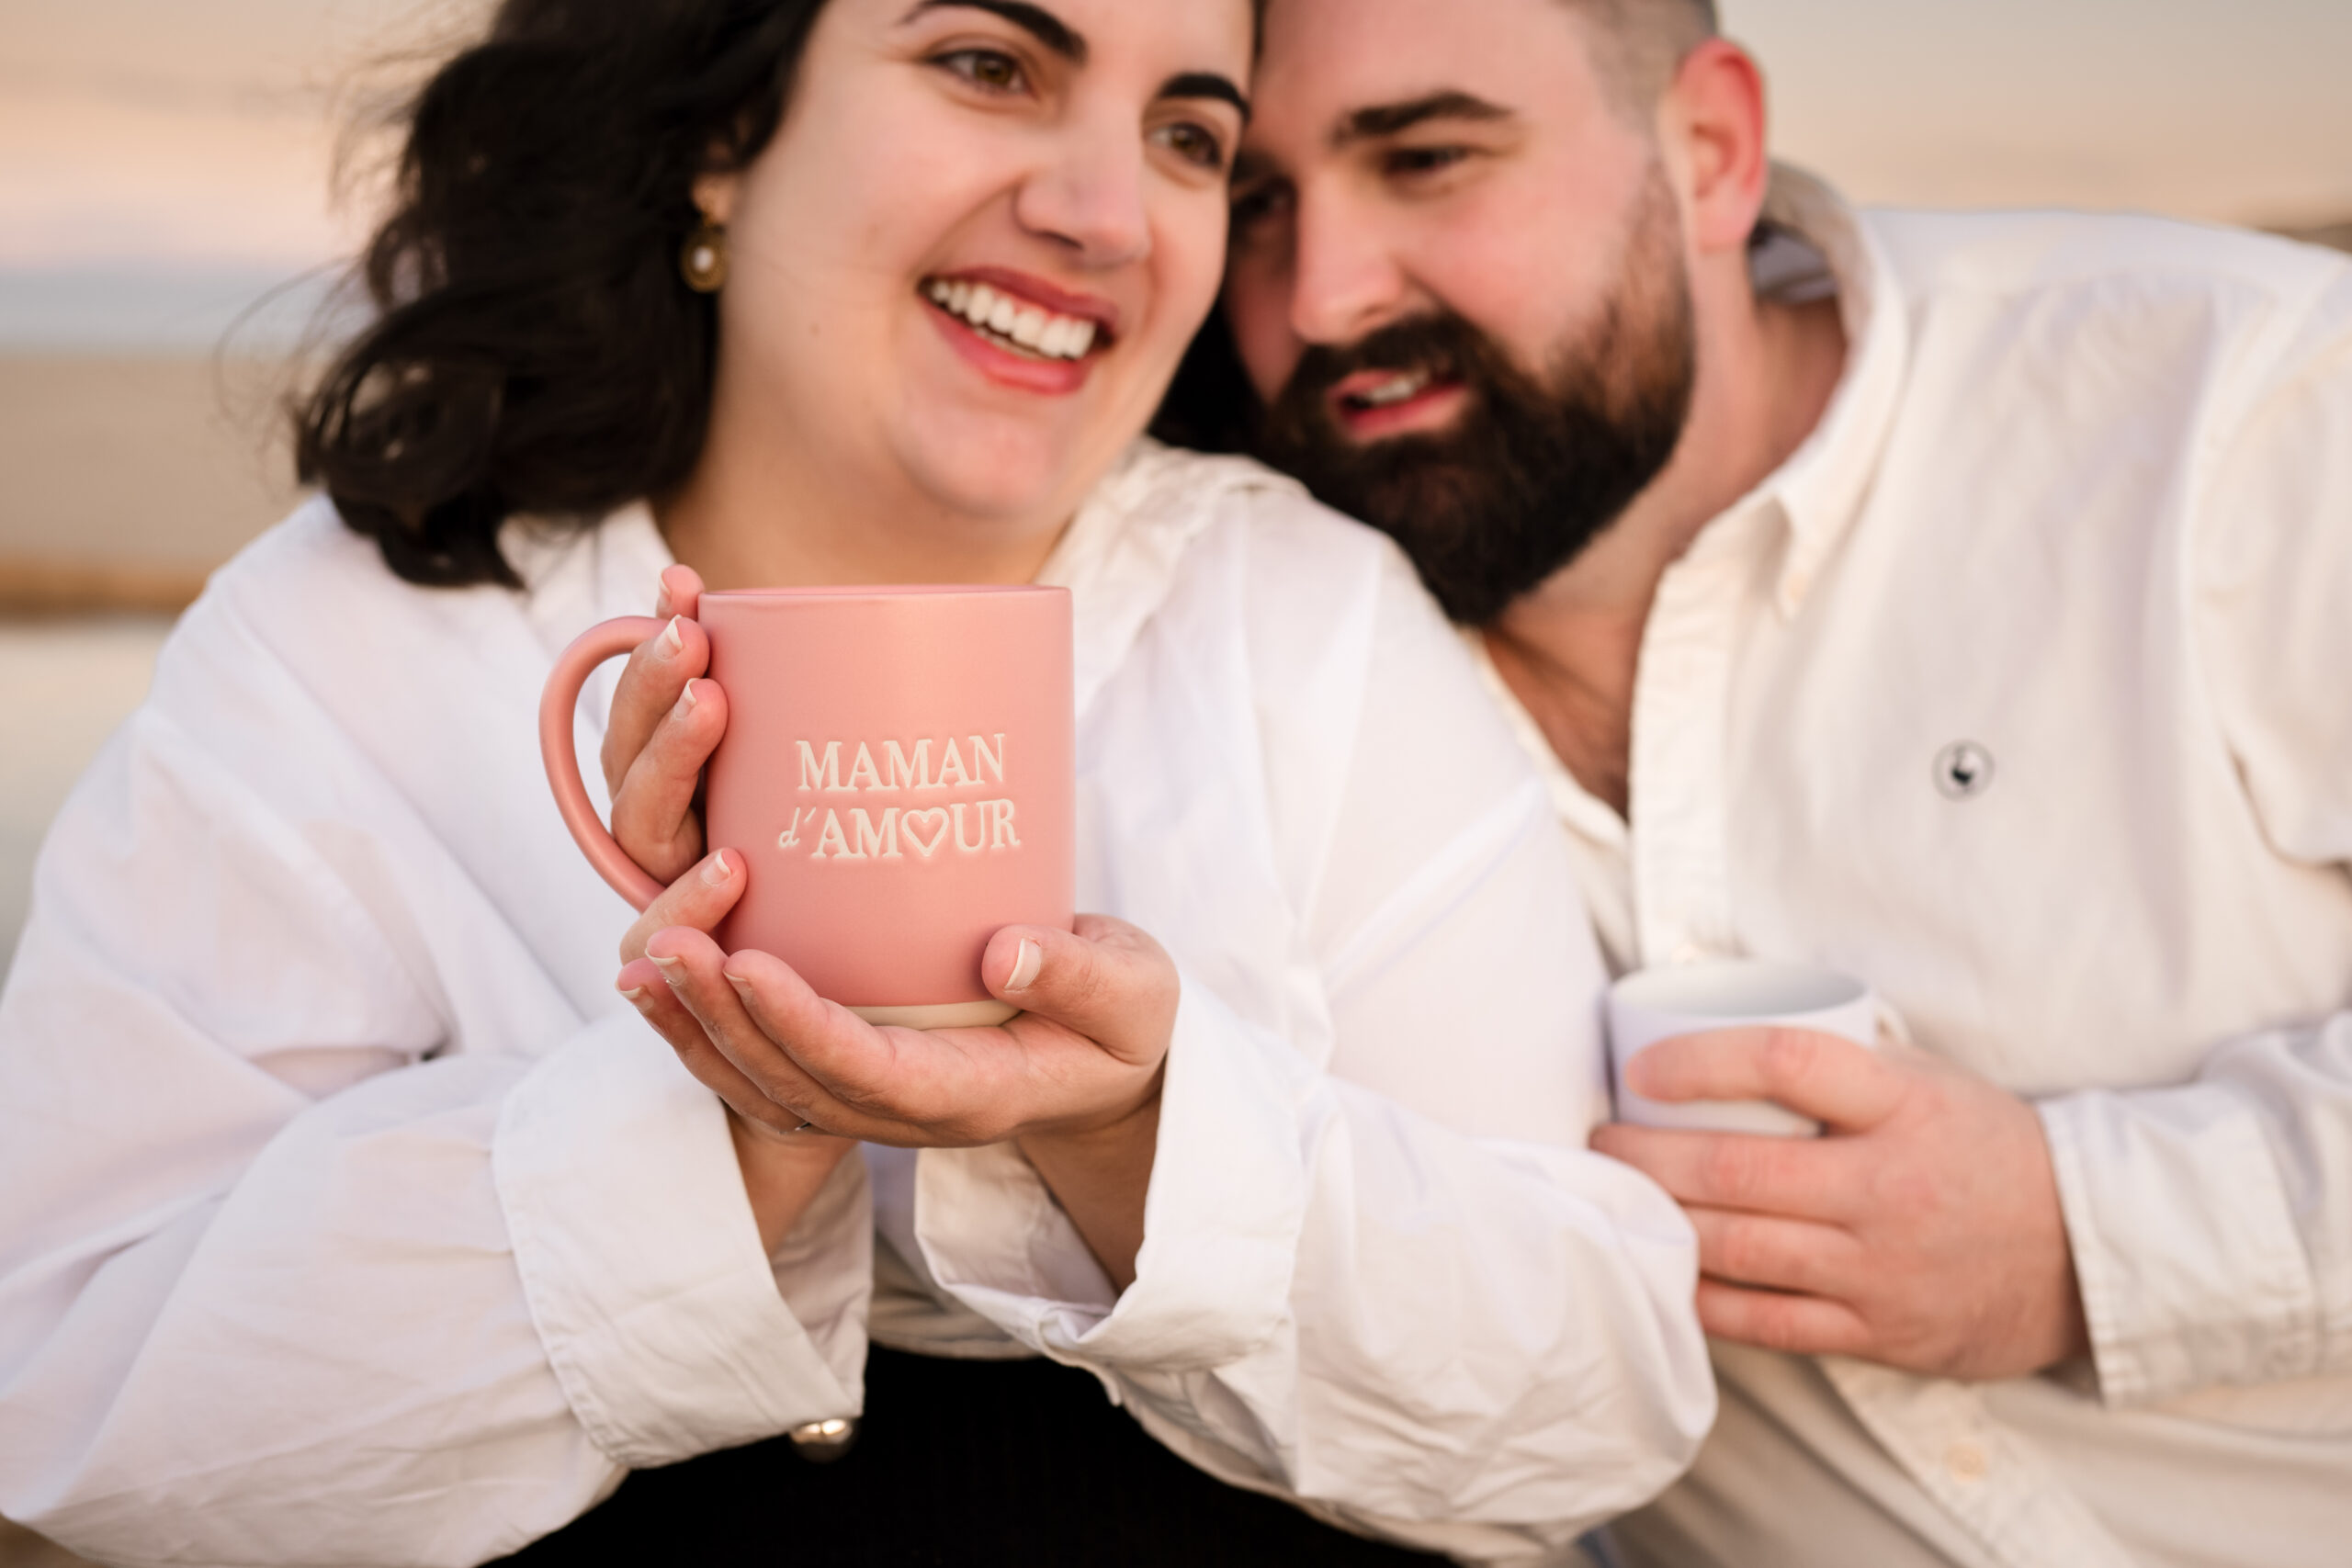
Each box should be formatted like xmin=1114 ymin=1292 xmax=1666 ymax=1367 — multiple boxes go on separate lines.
xmin=541 ymin=585 xmax=1075 ymax=1027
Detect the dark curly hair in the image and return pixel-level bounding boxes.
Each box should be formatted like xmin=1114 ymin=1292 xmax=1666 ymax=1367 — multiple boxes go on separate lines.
xmin=295 ymin=0 xmax=825 ymax=588
xmin=300 ymin=0 xmax=1264 ymax=590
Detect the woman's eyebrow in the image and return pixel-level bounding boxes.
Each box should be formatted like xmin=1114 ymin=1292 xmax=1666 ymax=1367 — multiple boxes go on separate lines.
xmin=1159 ymin=73 xmax=1250 ymax=124
xmin=899 ymin=1 xmax=1086 ymax=63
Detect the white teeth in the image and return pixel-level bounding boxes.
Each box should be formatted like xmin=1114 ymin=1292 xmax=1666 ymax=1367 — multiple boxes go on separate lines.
xmin=922 ymin=278 xmax=1102 ymax=360
xmin=1358 ymin=369 xmax=1430 ymax=407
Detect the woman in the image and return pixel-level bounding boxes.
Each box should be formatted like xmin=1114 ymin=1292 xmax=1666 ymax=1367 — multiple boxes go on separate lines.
xmin=0 ymin=1 xmax=1710 ymax=1563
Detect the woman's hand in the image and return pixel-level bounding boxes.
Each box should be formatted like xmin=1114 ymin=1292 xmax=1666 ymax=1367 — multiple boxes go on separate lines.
xmin=599 ymin=563 xmax=724 ymax=888
xmin=616 ymin=915 xmax=1179 ymax=1286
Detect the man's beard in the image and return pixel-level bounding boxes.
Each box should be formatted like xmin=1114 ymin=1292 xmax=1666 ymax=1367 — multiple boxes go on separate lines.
xmin=1254 ymin=171 xmax=1697 ymax=626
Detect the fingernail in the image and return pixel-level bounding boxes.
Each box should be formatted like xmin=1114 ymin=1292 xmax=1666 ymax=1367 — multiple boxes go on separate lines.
xmin=673 ymin=679 xmax=700 ymax=719
xmin=1006 ymin=938 xmax=1043 ymax=992
xmin=721 ymin=969 xmax=752 ymax=996
xmin=701 ymin=850 xmax=734 ymax=886
xmin=660 ymin=615 xmax=686 ymax=657
xmin=648 ymin=952 xmax=685 ymax=986
xmin=617 ymin=983 xmax=648 ymax=1005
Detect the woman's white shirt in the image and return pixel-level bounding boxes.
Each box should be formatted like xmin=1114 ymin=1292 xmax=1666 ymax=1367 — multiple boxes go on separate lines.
xmin=0 ymin=442 xmax=1708 ymax=1567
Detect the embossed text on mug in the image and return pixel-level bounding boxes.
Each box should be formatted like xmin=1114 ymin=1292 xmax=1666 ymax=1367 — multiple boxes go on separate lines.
xmin=782 ymin=733 xmax=1022 ymax=862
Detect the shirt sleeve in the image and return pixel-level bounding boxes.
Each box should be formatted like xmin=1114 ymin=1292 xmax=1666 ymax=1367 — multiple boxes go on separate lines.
xmin=914 ymin=512 xmax=1713 ymax=1562
xmin=0 ymin=602 xmax=869 ymax=1568
xmin=2038 ymin=257 xmax=2352 ymax=1408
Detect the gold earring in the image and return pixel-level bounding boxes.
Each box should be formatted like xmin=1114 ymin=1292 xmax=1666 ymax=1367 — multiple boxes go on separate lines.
xmin=680 ymin=219 xmax=729 ymax=293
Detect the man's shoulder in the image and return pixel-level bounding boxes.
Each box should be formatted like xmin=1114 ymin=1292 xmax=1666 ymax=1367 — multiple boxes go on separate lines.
xmin=1863 ymin=205 xmax=2350 ymax=322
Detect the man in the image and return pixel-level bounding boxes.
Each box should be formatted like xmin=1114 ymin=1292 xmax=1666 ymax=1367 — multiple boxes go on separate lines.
xmin=1188 ymin=1 xmax=2352 ymax=1563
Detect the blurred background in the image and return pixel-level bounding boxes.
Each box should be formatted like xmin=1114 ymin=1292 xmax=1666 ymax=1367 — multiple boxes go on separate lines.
xmin=0 ymin=0 xmax=2348 ymax=1551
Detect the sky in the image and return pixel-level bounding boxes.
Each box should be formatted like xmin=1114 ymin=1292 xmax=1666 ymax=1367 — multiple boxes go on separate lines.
xmin=2 ymin=0 xmax=2348 ymax=343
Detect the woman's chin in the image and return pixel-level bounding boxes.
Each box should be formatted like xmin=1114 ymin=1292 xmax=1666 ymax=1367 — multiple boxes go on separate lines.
xmin=893 ymin=427 xmax=1103 ymax=534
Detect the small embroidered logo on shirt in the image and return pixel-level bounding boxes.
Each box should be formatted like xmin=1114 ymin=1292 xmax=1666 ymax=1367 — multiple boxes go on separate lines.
xmin=1934 ymin=741 xmax=1996 ymax=801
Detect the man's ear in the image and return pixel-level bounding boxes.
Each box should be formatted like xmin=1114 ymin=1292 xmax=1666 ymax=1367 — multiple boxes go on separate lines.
xmin=1659 ymin=39 xmax=1770 ymax=255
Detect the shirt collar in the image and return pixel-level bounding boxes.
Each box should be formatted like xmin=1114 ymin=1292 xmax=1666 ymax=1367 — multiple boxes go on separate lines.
xmin=1737 ymin=165 xmax=1912 ymax=616
xmin=503 ymin=440 xmax=1303 ymax=719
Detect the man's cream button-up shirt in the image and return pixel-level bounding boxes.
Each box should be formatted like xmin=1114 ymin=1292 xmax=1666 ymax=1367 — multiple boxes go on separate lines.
xmin=1481 ymin=169 xmax=2352 ymax=1568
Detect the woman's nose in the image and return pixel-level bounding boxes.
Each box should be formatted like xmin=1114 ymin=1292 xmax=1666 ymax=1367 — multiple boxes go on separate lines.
xmin=1013 ymin=132 xmax=1151 ymax=268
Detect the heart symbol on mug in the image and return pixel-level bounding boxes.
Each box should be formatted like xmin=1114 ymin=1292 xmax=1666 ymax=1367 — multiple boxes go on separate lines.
xmin=900 ymin=807 xmax=950 ymax=858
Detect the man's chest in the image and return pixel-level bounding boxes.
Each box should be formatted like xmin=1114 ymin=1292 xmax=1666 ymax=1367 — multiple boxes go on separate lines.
xmin=1592 ymin=494 xmax=2352 ymax=1094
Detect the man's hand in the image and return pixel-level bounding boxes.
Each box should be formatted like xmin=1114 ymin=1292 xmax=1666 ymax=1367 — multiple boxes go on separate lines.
xmin=618 ymin=914 xmax=1178 ymax=1286
xmin=1590 ymin=1028 xmax=2090 ymax=1381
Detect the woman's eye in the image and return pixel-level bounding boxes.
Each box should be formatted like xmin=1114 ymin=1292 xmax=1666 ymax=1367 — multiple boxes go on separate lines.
xmin=1152 ymin=121 xmax=1227 ymax=174
xmin=935 ymin=48 xmax=1028 ymax=94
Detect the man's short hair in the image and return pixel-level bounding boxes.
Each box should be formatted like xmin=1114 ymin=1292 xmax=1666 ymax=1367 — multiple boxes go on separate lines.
xmin=1568 ymin=0 xmax=1720 ymax=119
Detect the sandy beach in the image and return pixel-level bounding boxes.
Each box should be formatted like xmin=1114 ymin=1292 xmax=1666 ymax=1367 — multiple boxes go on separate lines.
xmin=0 ymin=353 xmax=300 ymax=611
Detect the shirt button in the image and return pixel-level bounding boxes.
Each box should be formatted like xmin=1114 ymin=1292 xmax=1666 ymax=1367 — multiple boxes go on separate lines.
xmin=1944 ymin=1439 xmax=1989 ymax=1483
xmin=789 ymin=1416 xmax=859 ymax=1462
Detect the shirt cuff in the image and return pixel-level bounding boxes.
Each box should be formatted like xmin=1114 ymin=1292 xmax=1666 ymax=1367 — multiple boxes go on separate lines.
xmin=916 ymin=977 xmax=1312 ymax=1369
xmin=2039 ymin=1083 xmax=2319 ymax=1405
xmin=493 ymin=1012 xmax=866 ymax=1466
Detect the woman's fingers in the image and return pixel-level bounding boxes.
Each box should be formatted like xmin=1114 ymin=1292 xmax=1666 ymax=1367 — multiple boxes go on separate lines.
xmin=714 ymin=947 xmax=977 ymax=1136
xmin=596 ymin=563 xmax=709 ymax=795
xmin=618 ymin=849 xmax=745 ymax=964
xmin=650 ymin=563 xmax=704 ymax=625
xmin=981 ymin=914 xmax=1179 ymax=1066
xmin=609 ymin=676 xmax=726 ymax=882
xmin=616 ymin=955 xmax=798 ymax=1134
xmin=645 ymin=927 xmax=890 ymax=1140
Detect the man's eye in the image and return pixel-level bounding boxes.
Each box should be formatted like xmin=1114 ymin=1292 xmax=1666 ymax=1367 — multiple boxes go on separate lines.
xmin=1385 ymin=145 xmax=1469 ymax=179
xmin=1228 ymin=181 xmax=1294 ymax=237
xmin=1153 ymin=121 xmax=1227 ymax=174
xmin=935 ymin=48 xmax=1027 ymax=94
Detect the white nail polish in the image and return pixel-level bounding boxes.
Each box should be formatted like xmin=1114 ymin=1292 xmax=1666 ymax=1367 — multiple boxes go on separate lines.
xmin=661 ymin=615 xmax=685 ymax=656
xmin=1007 ymin=938 xmax=1043 ymax=991
xmin=701 ymin=852 xmax=733 ymax=886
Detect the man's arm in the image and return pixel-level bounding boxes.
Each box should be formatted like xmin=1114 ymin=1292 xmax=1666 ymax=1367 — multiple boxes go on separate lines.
xmin=1597 ymin=254 xmax=2352 ymax=1400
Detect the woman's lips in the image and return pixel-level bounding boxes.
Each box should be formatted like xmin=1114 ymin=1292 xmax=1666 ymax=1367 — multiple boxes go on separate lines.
xmin=920 ymin=271 xmax=1115 ymax=396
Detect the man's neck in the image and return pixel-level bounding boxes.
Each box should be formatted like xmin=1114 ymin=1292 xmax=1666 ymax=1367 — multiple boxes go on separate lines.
xmin=1484 ymin=281 xmax=1847 ymax=817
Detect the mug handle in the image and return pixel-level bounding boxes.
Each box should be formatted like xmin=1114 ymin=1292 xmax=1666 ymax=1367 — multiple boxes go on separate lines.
xmin=539 ymin=615 xmax=670 ymax=911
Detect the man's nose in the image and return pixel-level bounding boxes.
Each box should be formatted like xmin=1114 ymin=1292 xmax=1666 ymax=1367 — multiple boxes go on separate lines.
xmin=1014 ymin=129 xmax=1151 ymax=268
xmin=1286 ymin=194 xmax=1409 ymax=346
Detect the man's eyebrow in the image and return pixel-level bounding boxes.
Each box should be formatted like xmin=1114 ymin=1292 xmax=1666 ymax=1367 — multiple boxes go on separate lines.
xmin=899 ymin=1 xmax=1085 ymax=63
xmin=1159 ymin=72 xmax=1250 ymax=124
xmin=1335 ymin=90 xmax=1515 ymax=145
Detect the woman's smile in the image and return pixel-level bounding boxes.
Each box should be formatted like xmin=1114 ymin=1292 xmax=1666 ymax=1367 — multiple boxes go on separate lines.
xmin=920 ymin=267 xmax=1120 ymax=394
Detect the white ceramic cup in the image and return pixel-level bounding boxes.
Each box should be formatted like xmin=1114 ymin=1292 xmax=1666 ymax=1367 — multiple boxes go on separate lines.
xmin=1606 ymin=959 xmax=1877 ymax=1137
